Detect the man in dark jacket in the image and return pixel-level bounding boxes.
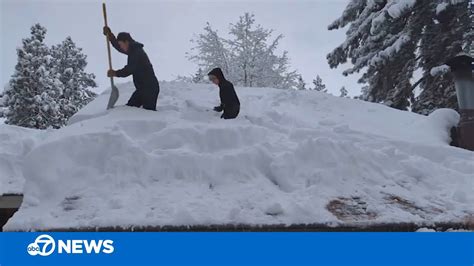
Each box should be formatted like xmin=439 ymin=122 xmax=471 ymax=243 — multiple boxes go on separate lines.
xmin=208 ymin=68 xmax=240 ymax=119
xmin=103 ymin=27 xmax=160 ymax=111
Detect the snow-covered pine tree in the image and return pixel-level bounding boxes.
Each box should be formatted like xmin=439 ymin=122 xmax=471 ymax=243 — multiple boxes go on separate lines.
xmin=312 ymin=75 xmax=327 ymax=92
xmin=189 ymin=13 xmax=299 ymax=89
xmin=5 ymin=24 xmax=65 ymax=129
xmin=328 ymin=0 xmax=424 ymax=110
xmin=0 ymin=89 xmax=5 ymax=118
xmin=328 ymin=0 xmax=471 ymax=113
xmin=339 ymin=86 xmax=348 ymax=97
xmin=188 ymin=23 xmax=231 ymax=79
xmin=469 ymin=0 xmax=474 ymax=55
xmin=296 ymin=75 xmax=306 ymax=90
xmin=51 ymin=36 xmax=97 ymax=120
xmin=412 ymin=0 xmax=471 ymax=114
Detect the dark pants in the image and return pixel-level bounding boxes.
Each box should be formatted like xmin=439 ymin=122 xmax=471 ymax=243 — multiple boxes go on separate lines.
xmin=222 ymin=105 xmax=240 ymax=119
xmin=127 ymin=88 xmax=159 ymax=111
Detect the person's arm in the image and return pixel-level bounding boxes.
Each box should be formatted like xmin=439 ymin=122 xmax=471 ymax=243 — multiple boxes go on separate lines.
xmin=115 ymin=51 xmax=139 ymax=77
xmin=103 ymin=27 xmax=127 ymax=54
xmin=217 ymin=88 xmax=227 ymax=111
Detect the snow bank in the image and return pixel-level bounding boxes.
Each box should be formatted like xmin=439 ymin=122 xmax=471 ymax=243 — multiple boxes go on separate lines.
xmin=4 ymin=82 xmax=473 ymax=230
xmin=0 ymin=124 xmax=45 ymax=195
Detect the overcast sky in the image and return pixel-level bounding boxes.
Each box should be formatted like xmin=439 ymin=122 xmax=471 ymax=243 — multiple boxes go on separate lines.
xmin=1 ymin=0 xmax=361 ymax=95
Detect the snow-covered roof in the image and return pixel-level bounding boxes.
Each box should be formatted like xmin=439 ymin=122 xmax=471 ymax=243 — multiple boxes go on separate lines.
xmin=2 ymin=82 xmax=473 ymax=230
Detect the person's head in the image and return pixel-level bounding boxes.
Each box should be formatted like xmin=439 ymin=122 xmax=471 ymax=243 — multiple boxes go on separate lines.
xmin=208 ymin=74 xmax=219 ymax=85
xmin=117 ymin=32 xmax=133 ymax=52
xmin=208 ymin=68 xmax=225 ymax=85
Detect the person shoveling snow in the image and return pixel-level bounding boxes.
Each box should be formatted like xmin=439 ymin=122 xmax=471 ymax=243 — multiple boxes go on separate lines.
xmin=208 ymin=68 xmax=240 ymax=119
xmin=103 ymin=26 xmax=160 ymax=111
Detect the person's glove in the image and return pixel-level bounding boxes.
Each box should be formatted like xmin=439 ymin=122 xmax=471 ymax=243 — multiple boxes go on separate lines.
xmin=107 ymin=69 xmax=116 ymax=77
xmin=103 ymin=26 xmax=112 ymax=37
xmin=213 ymin=105 xmax=223 ymax=112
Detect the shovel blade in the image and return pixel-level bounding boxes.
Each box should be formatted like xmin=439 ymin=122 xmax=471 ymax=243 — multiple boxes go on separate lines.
xmin=107 ymin=84 xmax=119 ymax=109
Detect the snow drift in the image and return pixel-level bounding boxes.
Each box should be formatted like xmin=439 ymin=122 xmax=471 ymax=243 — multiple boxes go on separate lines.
xmin=3 ymin=82 xmax=473 ymax=230
xmin=0 ymin=124 xmax=46 ymax=195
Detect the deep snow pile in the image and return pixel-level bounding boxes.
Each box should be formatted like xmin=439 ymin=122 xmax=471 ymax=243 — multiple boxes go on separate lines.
xmin=0 ymin=124 xmax=45 ymax=195
xmin=4 ymin=82 xmax=474 ymax=230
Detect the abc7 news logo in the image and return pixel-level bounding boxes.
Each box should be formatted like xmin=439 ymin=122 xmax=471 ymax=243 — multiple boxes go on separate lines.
xmin=27 ymin=234 xmax=55 ymax=256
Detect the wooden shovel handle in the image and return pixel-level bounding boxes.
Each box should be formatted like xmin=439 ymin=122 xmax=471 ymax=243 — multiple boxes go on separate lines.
xmin=102 ymin=3 xmax=113 ymax=72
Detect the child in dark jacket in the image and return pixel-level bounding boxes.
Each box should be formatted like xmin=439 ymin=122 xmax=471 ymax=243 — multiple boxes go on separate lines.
xmin=208 ymin=68 xmax=240 ymax=119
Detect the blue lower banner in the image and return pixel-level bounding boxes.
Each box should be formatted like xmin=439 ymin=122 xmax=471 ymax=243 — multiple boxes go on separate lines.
xmin=0 ymin=232 xmax=473 ymax=265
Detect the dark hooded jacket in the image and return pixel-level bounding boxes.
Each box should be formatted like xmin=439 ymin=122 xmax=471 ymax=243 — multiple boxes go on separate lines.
xmin=208 ymin=68 xmax=240 ymax=111
xmin=110 ymin=33 xmax=160 ymax=110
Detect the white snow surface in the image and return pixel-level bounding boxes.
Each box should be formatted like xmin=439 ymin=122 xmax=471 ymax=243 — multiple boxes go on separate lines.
xmin=386 ymin=0 xmax=416 ymax=19
xmin=436 ymin=2 xmax=449 ymax=15
xmin=0 ymin=124 xmax=45 ymax=195
xmin=430 ymin=64 xmax=451 ymax=77
xmin=4 ymin=82 xmax=474 ymax=230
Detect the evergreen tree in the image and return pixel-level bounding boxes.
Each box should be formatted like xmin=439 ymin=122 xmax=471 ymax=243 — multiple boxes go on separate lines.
xmin=470 ymin=0 xmax=474 ymax=55
xmin=51 ymin=36 xmax=97 ymax=120
xmin=0 ymin=89 xmax=6 ymax=118
xmin=296 ymin=75 xmax=306 ymax=90
xmin=328 ymin=0 xmax=470 ymax=113
xmin=412 ymin=1 xmax=471 ymax=114
xmin=189 ymin=13 xmax=299 ymax=89
xmin=5 ymin=24 xmax=65 ymax=129
xmin=339 ymin=86 xmax=348 ymax=98
xmin=312 ymin=75 xmax=327 ymax=92
xmin=328 ymin=0 xmax=421 ymax=110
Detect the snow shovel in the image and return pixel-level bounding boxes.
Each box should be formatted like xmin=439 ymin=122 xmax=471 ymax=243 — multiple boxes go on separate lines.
xmin=102 ymin=3 xmax=119 ymax=109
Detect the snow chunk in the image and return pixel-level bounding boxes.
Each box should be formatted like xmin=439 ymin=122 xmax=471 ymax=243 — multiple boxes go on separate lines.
xmin=387 ymin=0 xmax=416 ymax=19
xmin=430 ymin=65 xmax=450 ymax=77
xmin=436 ymin=2 xmax=449 ymax=15
xmin=425 ymin=108 xmax=460 ymax=143
xmin=416 ymin=228 xmax=437 ymax=232
xmin=64 ymin=68 xmax=73 ymax=75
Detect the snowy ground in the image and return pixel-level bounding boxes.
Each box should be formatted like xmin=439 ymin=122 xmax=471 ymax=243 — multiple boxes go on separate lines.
xmin=3 ymin=82 xmax=474 ymax=230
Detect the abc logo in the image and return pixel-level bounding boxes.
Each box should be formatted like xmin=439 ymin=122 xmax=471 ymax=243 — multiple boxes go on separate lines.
xmin=26 ymin=234 xmax=114 ymax=256
xmin=27 ymin=234 xmax=56 ymax=256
